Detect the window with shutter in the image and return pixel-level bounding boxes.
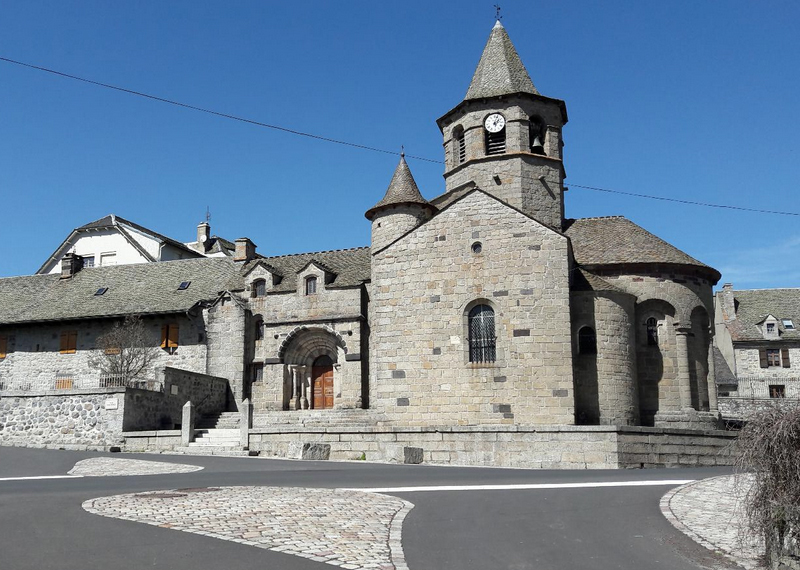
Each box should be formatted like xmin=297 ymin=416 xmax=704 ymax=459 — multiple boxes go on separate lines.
xmin=59 ymin=331 xmax=77 ymax=354
xmin=161 ymin=324 xmax=179 ymax=354
xmin=782 ymin=348 xmax=791 ymax=368
xmin=0 ymin=336 xmax=7 ymax=359
xmin=485 ymin=128 xmax=506 ymax=155
xmin=759 ymin=349 xmax=769 ymax=368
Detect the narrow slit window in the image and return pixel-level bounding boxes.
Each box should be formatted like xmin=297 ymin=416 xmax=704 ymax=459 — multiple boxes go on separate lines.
xmin=646 ymin=317 xmax=658 ymax=346
xmin=578 ymin=327 xmax=597 ymax=355
xmin=454 ymin=127 xmax=466 ymax=164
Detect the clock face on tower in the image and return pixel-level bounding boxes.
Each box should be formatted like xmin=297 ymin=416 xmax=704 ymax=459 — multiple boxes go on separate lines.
xmin=484 ymin=113 xmax=506 ymax=133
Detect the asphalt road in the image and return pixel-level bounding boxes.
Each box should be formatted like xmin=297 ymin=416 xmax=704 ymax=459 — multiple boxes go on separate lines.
xmin=0 ymin=447 xmax=738 ymax=570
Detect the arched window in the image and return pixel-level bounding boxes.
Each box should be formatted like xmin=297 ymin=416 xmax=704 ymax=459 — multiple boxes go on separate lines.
xmin=454 ymin=126 xmax=466 ymax=164
xmin=529 ymin=116 xmax=545 ymax=155
xmin=253 ymin=279 xmax=266 ymax=298
xmin=578 ymin=326 xmax=597 ymax=355
xmin=468 ymin=304 xmax=496 ymax=363
xmin=646 ymin=317 xmax=658 ymax=346
xmin=254 ymin=318 xmax=264 ymax=341
xmin=305 ymin=276 xmax=317 ymax=296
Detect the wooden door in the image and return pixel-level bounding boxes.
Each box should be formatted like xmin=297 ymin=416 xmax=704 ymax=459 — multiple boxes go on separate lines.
xmin=312 ymin=360 xmax=334 ymax=409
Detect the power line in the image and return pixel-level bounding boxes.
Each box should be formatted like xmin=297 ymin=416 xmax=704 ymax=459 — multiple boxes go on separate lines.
xmin=2 ymin=55 xmax=798 ymax=217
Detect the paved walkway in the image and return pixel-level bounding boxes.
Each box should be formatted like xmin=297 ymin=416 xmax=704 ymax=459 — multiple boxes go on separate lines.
xmin=83 ymin=486 xmax=412 ymax=570
xmin=661 ymin=474 xmax=765 ymax=569
xmin=68 ymin=457 xmax=203 ymax=477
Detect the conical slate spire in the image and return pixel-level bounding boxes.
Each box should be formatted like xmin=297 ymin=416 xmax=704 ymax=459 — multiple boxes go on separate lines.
xmin=365 ymin=154 xmax=432 ymax=220
xmin=464 ymin=20 xmax=538 ymax=100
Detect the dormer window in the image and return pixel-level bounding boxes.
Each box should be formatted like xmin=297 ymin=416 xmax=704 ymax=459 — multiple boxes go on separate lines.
xmin=253 ymin=279 xmax=266 ymax=298
xmin=305 ymin=276 xmax=317 ymax=296
xmin=767 ymin=323 xmax=776 ymax=334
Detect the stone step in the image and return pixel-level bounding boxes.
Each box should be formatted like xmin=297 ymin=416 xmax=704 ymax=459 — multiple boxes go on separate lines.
xmin=173 ymin=446 xmax=250 ymax=457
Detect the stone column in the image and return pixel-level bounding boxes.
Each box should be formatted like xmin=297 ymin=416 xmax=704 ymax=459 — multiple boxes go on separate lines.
xmin=240 ymin=398 xmax=252 ymax=450
xmin=292 ymin=367 xmax=301 ymax=411
xmin=301 ymin=366 xmax=309 ymax=409
xmin=707 ymin=338 xmax=719 ymax=413
xmin=675 ymin=327 xmax=694 ymax=411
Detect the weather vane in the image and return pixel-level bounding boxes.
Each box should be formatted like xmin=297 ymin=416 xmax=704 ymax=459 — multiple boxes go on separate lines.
xmin=494 ymin=4 xmax=502 ymax=20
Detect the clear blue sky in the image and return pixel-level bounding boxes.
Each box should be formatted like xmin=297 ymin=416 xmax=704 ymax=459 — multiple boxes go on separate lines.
xmin=1 ymin=1 xmax=798 ymax=289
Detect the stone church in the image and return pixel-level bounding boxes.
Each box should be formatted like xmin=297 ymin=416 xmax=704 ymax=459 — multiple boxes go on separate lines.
xmin=0 ymin=21 xmax=723 ymax=446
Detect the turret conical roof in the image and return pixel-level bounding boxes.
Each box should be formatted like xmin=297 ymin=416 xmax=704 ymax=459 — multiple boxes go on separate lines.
xmin=365 ymin=155 xmax=433 ymax=220
xmin=464 ymin=21 xmax=538 ymax=101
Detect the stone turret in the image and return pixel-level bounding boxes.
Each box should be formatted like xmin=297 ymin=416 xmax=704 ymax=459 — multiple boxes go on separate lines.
xmin=365 ymin=154 xmax=436 ymax=252
xmin=437 ymin=21 xmax=568 ymax=230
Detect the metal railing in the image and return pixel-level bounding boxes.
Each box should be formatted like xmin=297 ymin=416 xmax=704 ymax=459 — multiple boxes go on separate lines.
xmin=0 ymin=374 xmax=163 ymax=393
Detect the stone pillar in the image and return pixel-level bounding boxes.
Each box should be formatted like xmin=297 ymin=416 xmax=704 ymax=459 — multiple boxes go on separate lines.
xmin=240 ymin=398 xmax=252 ymax=450
xmin=707 ymin=340 xmax=719 ymax=413
xmin=292 ymin=367 xmax=301 ymax=411
xmin=302 ymin=367 xmax=309 ymax=409
xmin=675 ymin=327 xmax=694 ymax=411
xmin=181 ymin=401 xmax=195 ymax=446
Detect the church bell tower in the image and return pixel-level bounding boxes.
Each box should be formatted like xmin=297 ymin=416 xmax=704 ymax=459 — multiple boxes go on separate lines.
xmin=436 ymin=21 xmax=568 ymax=230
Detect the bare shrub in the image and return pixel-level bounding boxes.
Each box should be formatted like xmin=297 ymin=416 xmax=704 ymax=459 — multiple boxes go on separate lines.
xmin=735 ymin=406 xmax=800 ymax=563
xmin=90 ymin=316 xmax=158 ymax=381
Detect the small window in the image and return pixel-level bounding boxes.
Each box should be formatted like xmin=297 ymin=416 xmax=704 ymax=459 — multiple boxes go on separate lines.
xmin=253 ymin=279 xmax=267 ymax=298
xmin=767 ymin=349 xmax=781 ymax=367
xmin=769 ymin=385 xmax=786 ymax=398
xmin=82 ymin=256 xmax=95 ymax=268
xmin=252 ymin=363 xmax=264 ymax=383
xmin=578 ymin=327 xmax=597 ymax=355
xmin=766 ymin=322 xmax=776 ymax=334
xmin=305 ymin=276 xmax=317 ymax=296
xmin=178 ymin=281 xmax=191 ymax=291
xmin=0 ymin=336 xmax=7 ymax=359
xmin=468 ymin=304 xmax=496 ymax=363
xmin=94 ymin=287 xmax=108 ymax=296
xmin=783 ymin=319 xmax=795 ymax=330
xmin=54 ymin=375 xmax=74 ymax=390
xmin=646 ymin=317 xmax=658 ymax=346
xmin=99 ymin=252 xmax=116 ymax=266
xmin=59 ymin=331 xmax=78 ymax=354
xmin=471 ymin=242 xmax=482 ymax=254
xmin=254 ymin=319 xmax=264 ymax=341
xmin=160 ymin=324 xmax=179 ymax=354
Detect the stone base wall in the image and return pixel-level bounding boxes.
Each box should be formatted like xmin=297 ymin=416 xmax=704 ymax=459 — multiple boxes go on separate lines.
xmin=0 ymin=387 xmax=126 ymax=450
xmin=121 ymin=424 xmax=737 ymax=469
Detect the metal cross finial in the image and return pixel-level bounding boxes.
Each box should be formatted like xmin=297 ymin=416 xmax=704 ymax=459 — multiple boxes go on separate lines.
xmin=494 ymin=4 xmax=502 ymax=20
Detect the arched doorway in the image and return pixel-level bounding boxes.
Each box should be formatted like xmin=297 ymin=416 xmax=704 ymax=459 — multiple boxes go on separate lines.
xmin=312 ymin=355 xmax=334 ymax=409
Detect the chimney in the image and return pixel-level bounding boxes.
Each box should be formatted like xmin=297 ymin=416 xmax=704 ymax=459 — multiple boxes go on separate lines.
xmin=197 ymin=222 xmax=211 ymax=250
xmin=60 ymin=253 xmax=83 ymax=279
xmin=718 ymin=283 xmax=736 ymax=323
xmin=234 ymin=238 xmax=257 ymax=262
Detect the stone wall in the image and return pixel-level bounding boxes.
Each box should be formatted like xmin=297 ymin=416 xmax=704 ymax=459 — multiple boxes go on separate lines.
xmin=242 ymin=425 xmax=734 ymax=469
xmin=571 ymin=291 xmax=638 ymax=425
xmin=0 ymin=367 xmax=228 ymax=449
xmin=735 ymin=347 xmax=800 ymax=378
xmin=204 ymin=295 xmax=247 ymax=407
xmin=370 ymin=191 xmax=574 ymax=426
xmin=0 ymin=315 xmax=208 ymax=390
xmin=718 ymin=396 xmax=800 ymax=420
xmin=0 ymin=387 xmax=125 ymax=449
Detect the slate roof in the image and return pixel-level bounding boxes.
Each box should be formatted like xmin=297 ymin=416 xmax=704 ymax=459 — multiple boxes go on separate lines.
xmin=0 ymin=258 xmax=241 ymax=326
xmin=365 ymin=155 xmax=433 ymax=220
xmin=724 ymin=288 xmax=800 ymax=342
xmin=464 ymin=21 xmax=538 ymax=101
xmin=243 ymin=247 xmax=371 ymax=293
xmin=571 ymin=268 xmax=628 ymax=294
xmin=564 ymin=216 xmax=720 ymax=280
xmin=713 ymin=347 xmax=738 ymax=386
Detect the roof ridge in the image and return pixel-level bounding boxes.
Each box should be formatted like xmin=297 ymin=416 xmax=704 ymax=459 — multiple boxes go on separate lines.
xmin=572 ymin=215 xmax=626 ymax=221
xmin=263 ymin=246 xmax=370 ymax=260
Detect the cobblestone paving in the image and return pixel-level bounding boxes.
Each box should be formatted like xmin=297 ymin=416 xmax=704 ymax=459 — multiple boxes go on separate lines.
xmin=68 ymin=457 xmax=203 ymax=477
xmin=661 ymin=474 xmax=764 ymax=569
xmin=83 ymin=486 xmax=413 ymax=570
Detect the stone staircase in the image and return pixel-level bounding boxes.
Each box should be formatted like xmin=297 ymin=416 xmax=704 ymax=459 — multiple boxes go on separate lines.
xmin=196 ymin=411 xmax=241 ymax=429
xmin=252 ymin=408 xmax=388 ymax=430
